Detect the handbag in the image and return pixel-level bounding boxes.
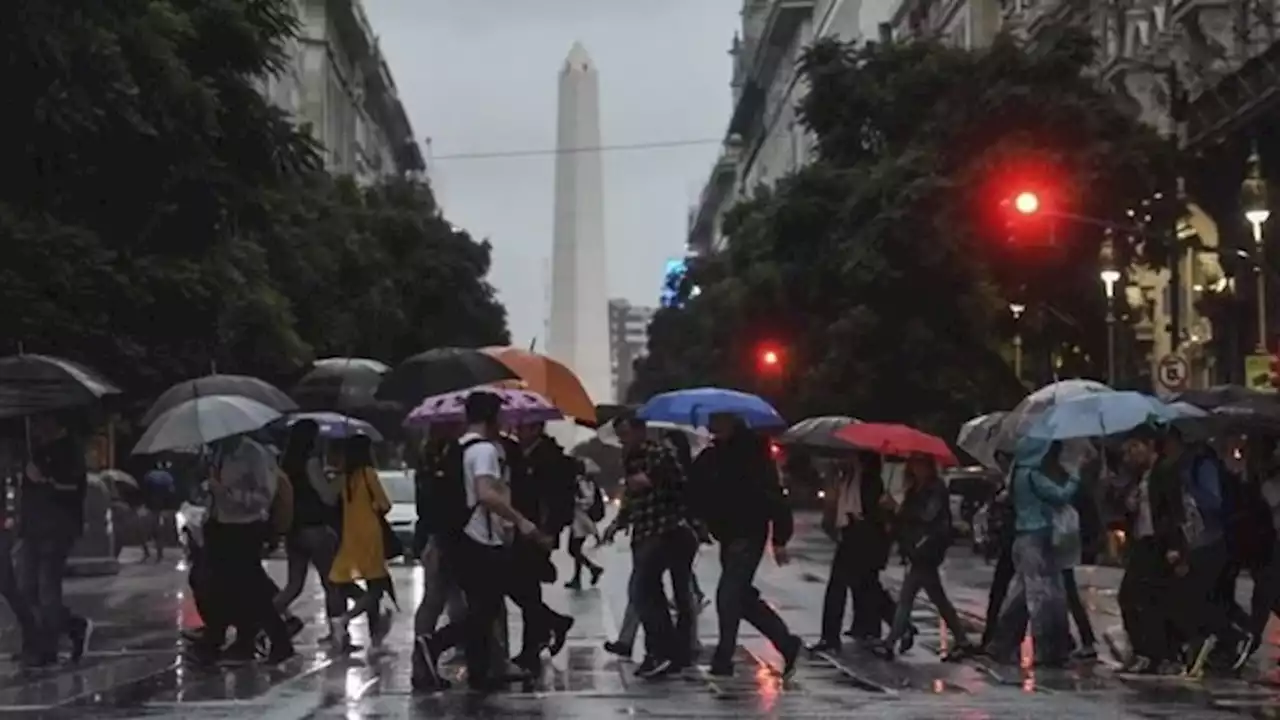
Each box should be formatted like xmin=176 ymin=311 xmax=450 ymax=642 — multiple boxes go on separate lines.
xmin=1051 ymin=504 xmax=1081 ymax=569
xmin=363 ymin=471 xmax=404 ymax=561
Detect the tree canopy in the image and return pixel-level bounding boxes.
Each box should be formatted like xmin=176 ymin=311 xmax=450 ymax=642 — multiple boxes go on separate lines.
xmin=0 ymin=0 xmax=508 ymax=398
xmin=632 ymin=28 xmax=1169 ymax=434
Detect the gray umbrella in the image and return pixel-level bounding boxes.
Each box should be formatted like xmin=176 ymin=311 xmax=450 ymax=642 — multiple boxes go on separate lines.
xmin=133 ymin=395 xmax=282 ymax=455
xmin=142 ymin=374 xmax=296 ymax=426
xmin=0 ymin=354 xmax=121 ymax=419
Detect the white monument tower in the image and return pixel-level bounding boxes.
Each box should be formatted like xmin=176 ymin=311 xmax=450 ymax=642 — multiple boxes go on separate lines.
xmin=548 ymin=42 xmax=611 ymax=416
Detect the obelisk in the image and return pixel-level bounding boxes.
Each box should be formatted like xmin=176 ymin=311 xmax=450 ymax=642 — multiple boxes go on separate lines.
xmin=548 ymin=42 xmax=611 ymax=423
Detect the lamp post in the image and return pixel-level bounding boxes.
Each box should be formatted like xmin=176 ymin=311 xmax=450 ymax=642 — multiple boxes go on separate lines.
xmin=1242 ymin=142 xmax=1270 ymax=352
xmin=1010 ymin=302 xmax=1026 ymax=383
xmin=1099 ymin=235 xmax=1121 ymax=386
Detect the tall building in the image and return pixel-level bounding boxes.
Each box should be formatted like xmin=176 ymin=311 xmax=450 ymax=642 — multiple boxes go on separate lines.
xmin=688 ymin=0 xmax=864 ymax=254
xmin=609 ymin=300 xmax=656 ymax=402
xmin=548 ymin=43 xmax=612 ymax=412
xmin=261 ymin=0 xmax=424 ymax=179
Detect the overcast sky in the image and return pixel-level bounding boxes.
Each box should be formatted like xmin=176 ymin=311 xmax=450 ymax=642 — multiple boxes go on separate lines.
xmin=364 ymin=0 xmax=892 ymax=346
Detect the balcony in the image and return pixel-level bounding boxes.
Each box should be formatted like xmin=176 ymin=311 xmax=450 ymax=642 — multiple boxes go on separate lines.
xmin=687 ymin=144 xmax=744 ymax=253
xmin=727 ymin=0 xmax=816 ymax=142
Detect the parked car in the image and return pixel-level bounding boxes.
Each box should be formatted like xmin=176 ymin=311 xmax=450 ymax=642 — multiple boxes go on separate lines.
xmin=377 ymin=468 xmax=415 ymax=561
xmin=942 ymin=465 xmax=1000 ymax=543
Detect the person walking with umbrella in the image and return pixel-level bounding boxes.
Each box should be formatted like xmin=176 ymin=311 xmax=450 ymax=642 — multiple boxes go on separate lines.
xmin=871 ymin=454 xmax=976 ymax=661
xmin=18 ymin=413 xmax=93 ymax=667
xmin=689 ymin=413 xmax=803 ymax=678
xmin=329 ymin=435 xmax=395 ymax=653
xmin=272 ymin=420 xmax=351 ymax=650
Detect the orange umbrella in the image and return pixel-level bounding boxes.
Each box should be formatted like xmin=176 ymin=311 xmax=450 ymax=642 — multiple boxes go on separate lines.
xmin=480 ymin=347 xmax=597 ymax=423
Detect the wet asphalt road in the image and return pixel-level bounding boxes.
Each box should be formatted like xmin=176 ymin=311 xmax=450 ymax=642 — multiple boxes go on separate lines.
xmin=4 ymin=515 xmax=1280 ymax=718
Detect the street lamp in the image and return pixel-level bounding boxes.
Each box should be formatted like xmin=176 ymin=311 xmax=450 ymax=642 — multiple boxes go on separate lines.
xmin=1242 ymin=142 xmax=1270 ymax=352
xmin=1099 ymin=236 xmax=1121 ymax=387
xmin=1009 ymin=302 xmax=1026 ymax=383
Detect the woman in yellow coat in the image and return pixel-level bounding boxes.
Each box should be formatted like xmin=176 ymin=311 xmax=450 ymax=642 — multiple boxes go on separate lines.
xmin=329 ymin=434 xmax=394 ymax=648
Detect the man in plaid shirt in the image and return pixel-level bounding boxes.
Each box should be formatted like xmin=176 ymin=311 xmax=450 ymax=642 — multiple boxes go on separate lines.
xmin=603 ymin=413 xmax=701 ymax=679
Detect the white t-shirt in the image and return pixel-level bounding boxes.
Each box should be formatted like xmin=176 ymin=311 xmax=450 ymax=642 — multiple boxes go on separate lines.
xmin=460 ymin=432 xmax=511 ymax=546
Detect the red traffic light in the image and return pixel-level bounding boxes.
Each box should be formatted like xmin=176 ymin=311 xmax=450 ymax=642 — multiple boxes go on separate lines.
xmin=1013 ymin=191 xmax=1040 ymax=215
xmin=761 ymin=349 xmax=779 ymax=366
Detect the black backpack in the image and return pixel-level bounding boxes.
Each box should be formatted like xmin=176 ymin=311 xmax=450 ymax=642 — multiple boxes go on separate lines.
xmin=423 ymin=437 xmax=492 ymax=544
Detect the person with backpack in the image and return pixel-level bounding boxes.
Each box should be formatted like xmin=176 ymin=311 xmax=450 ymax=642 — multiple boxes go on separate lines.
xmin=565 ymin=458 xmax=604 ymax=590
xmin=413 ymin=391 xmax=555 ymax=693
xmin=195 ymin=432 xmax=294 ymax=665
xmin=271 ymin=420 xmax=350 ymax=650
xmin=1161 ymin=429 xmax=1250 ymax=677
xmin=411 ymin=424 xmax=468 ymax=663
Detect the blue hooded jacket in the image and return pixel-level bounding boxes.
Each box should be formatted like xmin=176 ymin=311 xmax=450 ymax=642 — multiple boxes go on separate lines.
xmin=1010 ymin=436 xmax=1080 ymax=534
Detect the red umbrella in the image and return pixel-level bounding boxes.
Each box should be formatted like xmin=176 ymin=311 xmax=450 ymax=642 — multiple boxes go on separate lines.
xmin=833 ymin=423 xmax=959 ymax=466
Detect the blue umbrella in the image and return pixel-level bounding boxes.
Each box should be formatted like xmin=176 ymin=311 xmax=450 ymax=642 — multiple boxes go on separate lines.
xmin=636 ymin=387 xmax=784 ymax=429
xmin=286 ymin=411 xmax=384 ymax=442
xmin=1023 ymin=391 xmax=1204 ymax=441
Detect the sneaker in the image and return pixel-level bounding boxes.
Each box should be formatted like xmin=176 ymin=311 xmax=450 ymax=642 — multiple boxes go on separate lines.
xmin=635 ymin=656 xmax=673 ymax=679
xmin=779 ymin=635 xmax=802 ymax=680
xmin=1072 ymin=644 xmax=1098 ymax=662
xmin=603 ymin=640 xmax=632 ymax=659
xmin=589 ymin=566 xmax=603 ymax=586
xmin=546 ymin=614 xmax=574 ymax=656
xmin=564 ymin=580 xmax=583 ymax=590
xmin=708 ymin=660 xmax=733 ymax=676
xmin=413 ymin=634 xmax=444 ymax=690
xmin=806 ymin=639 xmax=840 ymax=654
xmin=1121 ymin=655 xmax=1154 ymax=674
xmin=1185 ymin=635 xmax=1217 ymax=678
xmin=264 ymin=642 xmax=295 ymax=665
xmin=1231 ymin=634 xmax=1257 ymax=672
xmin=897 ymin=626 xmax=917 ymax=655
xmin=68 ymin=617 xmax=94 ymax=664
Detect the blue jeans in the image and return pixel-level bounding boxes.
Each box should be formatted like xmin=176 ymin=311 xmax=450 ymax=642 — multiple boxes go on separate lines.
xmin=991 ymin=531 xmax=1069 ymax=664
xmin=633 ymin=531 xmax=697 ymax=663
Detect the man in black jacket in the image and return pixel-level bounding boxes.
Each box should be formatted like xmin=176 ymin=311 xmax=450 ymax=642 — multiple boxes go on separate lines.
xmin=690 ymin=413 xmax=802 ymax=678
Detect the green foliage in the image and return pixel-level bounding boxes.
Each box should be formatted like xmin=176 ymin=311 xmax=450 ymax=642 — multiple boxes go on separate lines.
xmin=633 ymin=28 xmax=1167 ymax=433
xmin=0 ymin=0 xmax=507 ymax=398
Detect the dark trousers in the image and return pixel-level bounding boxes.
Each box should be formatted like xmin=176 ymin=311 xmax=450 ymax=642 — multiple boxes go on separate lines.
xmin=1119 ymin=537 xmax=1172 ymax=662
xmin=0 ymin=531 xmax=35 ymax=652
xmin=1170 ymin=541 xmax=1239 ymax=648
xmin=886 ymin=562 xmax=970 ymax=647
xmin=204 ymin=521 xmax=289 ymax=649
xmin=981 ymin=540 xmax=1015 ymax=648
xmin=634 ymin=530 xmax=697 ymax=663
xmin=18 ymin=534 xmax=81 ymax=657
xmin=1062 ymin=568 xmax=1096 ymax=646
xmin=568 ymin=536 xmax=600 ymax=585
xmin=441 ymin=536 xmax=509 ymax=689
xmin=822 ymin=532 xmax=886 ymax=643
xmin=274 ymin=524 xmax=346 ymax=619
xmin=1249 ymin=541 xmax=1280 ymax=640
xmin=713 ymin=535 xmax=791 ymax=664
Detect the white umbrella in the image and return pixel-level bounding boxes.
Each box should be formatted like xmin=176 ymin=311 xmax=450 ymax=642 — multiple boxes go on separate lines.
xmin=995 ymin=379 xmax=1112 ymax=452
xmin=956 ymin=411 xmax=1007 ymax=470
xmin=132 ymin=394 xmax=282 ymax=455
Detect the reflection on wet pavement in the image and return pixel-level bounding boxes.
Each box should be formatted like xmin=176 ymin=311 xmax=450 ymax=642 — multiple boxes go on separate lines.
xmin=1 ymin=527 xmax=1280 ymax=718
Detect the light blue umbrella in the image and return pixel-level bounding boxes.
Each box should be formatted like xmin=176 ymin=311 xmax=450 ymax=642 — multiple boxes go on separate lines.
xmin=1023 ymin=391 xmax=1204 ymax=441
xmin=285 ymin=411 xmax=383 ymax=442
xmin=637 ymin=387 xmax=784 ymax=429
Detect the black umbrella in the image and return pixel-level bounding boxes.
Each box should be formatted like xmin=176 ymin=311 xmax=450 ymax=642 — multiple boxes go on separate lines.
xmin=375 ymin=348 xmax=518 ymax=407
xmin=0 ymin=354 xmax=121 ymax=419
xmin=292 ymin=358 xmax=389 ymax=413
xmin=1174 ymin=385 xmax=1275 ymax=410
xmin=142 ymin=374 xmax=297 ymax=426
xmin=778 ymin=415 xmax=860 ymax=451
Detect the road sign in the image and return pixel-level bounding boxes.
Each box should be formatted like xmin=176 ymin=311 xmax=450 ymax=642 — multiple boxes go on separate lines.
xmin=1244 ymin=354 xmax=1276 ymax=392
xmin=1156 ymin=354 xmax=1190 ymax=392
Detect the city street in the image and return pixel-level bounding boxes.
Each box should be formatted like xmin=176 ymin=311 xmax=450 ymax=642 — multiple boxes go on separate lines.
xmin=2 ymin=516 xmax=1280 ymax=718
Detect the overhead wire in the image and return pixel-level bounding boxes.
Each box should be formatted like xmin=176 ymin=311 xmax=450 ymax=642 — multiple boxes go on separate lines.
xmin=426 ymin=137 xmax=724 ymax=161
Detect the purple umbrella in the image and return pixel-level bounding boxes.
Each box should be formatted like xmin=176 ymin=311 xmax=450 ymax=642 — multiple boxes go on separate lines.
xmin=403 ymin=387 xmax=564 ymax=427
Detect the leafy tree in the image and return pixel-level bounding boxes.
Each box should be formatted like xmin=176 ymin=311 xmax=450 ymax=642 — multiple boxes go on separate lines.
xmin=632 ymin=28 xmax=1168 ymax=433
xmin=0 ymin=0 xmax=508 ymax=401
